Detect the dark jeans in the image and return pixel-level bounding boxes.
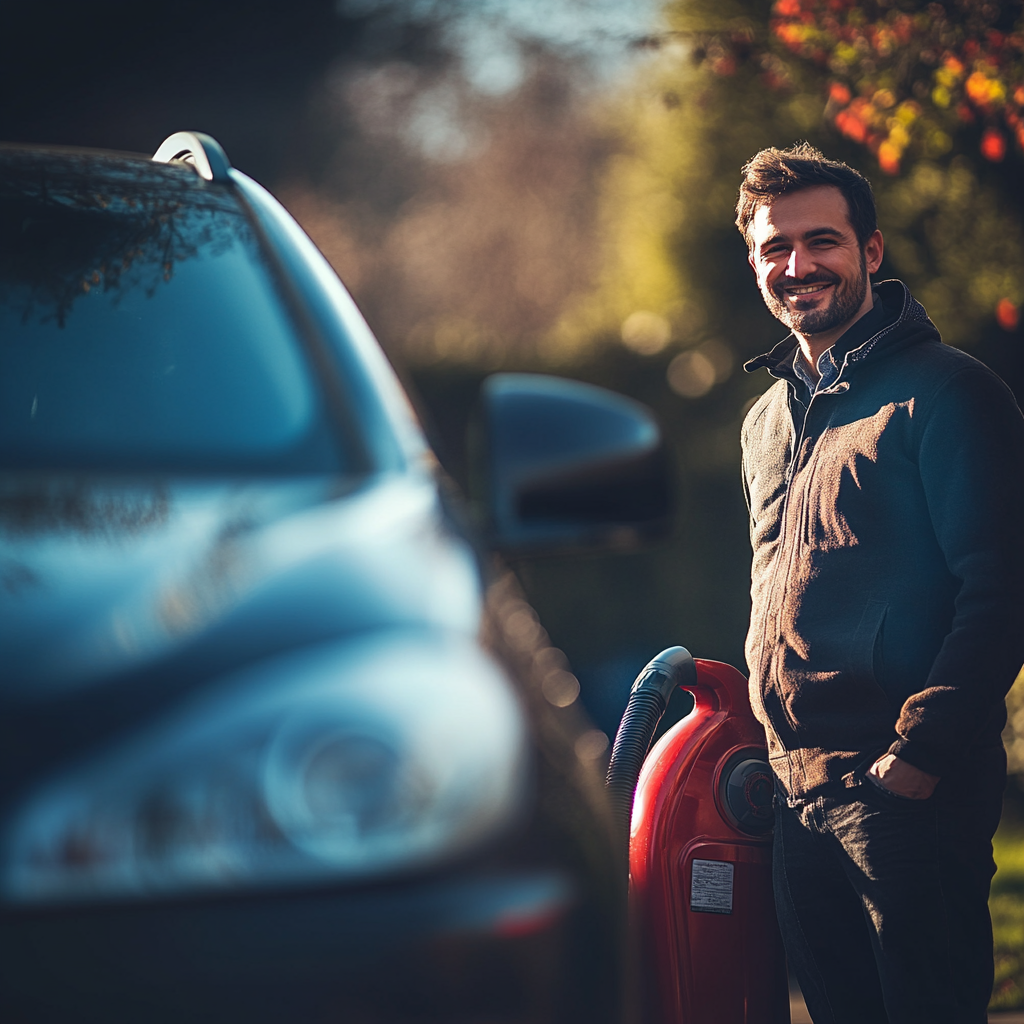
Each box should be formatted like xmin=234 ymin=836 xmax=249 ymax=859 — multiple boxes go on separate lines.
xmin=774 ymin=767 xmax=1003 ymax=1024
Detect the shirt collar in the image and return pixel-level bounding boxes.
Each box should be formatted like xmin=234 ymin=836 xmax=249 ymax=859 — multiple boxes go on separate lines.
xmin=792 ymin=346 xmax=839 ymax=397
xmin=780 ymin=291 xmax=889 ymax=399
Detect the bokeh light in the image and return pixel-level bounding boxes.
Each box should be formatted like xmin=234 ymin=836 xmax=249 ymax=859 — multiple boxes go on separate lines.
xmin=621 ymin=310 xmax=671 ymax=354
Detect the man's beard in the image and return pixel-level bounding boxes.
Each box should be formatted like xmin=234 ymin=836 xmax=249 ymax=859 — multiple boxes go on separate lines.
xmin=762 ymin=254 xmax=868 ymax=336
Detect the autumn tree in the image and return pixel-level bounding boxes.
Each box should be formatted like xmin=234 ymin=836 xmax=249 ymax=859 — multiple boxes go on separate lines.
xmin=553 ymin=0 xmax=1023 ymax=373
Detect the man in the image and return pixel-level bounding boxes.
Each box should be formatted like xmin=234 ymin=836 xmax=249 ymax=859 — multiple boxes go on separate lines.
xmin=736 ymin=143 xmax=1024 ymax=1024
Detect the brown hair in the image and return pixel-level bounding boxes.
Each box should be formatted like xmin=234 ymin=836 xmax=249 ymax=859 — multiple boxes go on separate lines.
xmin=735 ymin=143 xmax=877 ymax=248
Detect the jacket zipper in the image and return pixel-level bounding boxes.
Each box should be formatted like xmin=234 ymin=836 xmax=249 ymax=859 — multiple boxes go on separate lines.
xmin=754 ymin=377 xmax=849 ymax=735
xmin=753 ymin=387 xmax=817 ymax=724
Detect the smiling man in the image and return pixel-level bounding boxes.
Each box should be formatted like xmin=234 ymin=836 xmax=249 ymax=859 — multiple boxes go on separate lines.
xmin=736 ymin=144 xmax=1024 ymax=1024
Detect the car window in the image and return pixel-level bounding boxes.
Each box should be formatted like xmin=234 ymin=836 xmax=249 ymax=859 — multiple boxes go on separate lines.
xmin=0 ymin=150 xmax=344 ymax=473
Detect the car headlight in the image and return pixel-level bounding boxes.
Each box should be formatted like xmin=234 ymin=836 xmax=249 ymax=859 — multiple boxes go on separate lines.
xmin=2 ymin=631 xmax=527 ymax=905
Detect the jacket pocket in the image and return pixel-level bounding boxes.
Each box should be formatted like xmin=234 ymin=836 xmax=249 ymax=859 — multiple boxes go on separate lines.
xmin=856 ymin=770 xmax=934 ymax=812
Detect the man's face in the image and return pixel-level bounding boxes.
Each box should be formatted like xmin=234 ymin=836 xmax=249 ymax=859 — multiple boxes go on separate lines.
xmin=747 ymin=185 xmax=883 ymax=337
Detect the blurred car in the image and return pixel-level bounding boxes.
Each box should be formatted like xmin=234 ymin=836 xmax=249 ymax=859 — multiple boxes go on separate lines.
xmin=0 ymin=132 xmax=671 ymax=1023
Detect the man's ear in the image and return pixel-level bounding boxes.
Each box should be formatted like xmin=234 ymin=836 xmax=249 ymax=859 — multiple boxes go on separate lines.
xmin=864 ymin=229 xmax=884 ymax=274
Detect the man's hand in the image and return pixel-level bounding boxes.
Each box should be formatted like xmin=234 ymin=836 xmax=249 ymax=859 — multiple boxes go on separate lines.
xmin=868 ymin=754 xmax=940 ymax=799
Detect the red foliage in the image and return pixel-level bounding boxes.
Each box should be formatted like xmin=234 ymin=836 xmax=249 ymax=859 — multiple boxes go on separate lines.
xmin=877 ymin=142 xmax=901 ymax=175
xmin=944 ymin=55 xmax=966 ymax=76
xmin=981 ymin=127 xmax=1007 ymax=161
xmin=996 ymin=298 xmax=1020 ymax=332
xmin=699 ymin=0 xmax=1024 ymax=173
xmin=893 ymin=16 xmax=913 ymax=45
xmin=829 ymin=81 xmax=852 ymax=105
xmin=835 ymin=108 xmax=867 ymax=142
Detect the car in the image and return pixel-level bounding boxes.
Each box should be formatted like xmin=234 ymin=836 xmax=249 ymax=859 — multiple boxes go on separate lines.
xmin=0 ymin=132 xmax=672 ymax=1023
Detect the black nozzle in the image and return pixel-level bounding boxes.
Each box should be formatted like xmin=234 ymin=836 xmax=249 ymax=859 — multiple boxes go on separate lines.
xmin=605 ymin=647 xmax=696 ymax=848
xmin=628 ymin=646 xmax=698 ymax=703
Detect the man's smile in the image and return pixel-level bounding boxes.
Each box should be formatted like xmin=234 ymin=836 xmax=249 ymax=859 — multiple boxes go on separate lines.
xmin=772 ymin=275 xmax=840 ymax=308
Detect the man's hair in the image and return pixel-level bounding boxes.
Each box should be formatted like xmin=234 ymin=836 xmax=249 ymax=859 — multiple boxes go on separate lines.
xmin=735 ymin=143 xmax=877 ymax=249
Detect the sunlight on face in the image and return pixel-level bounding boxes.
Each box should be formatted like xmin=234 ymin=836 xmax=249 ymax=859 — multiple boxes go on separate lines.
xmin=748 ymin=185 xmax=883 ymax=340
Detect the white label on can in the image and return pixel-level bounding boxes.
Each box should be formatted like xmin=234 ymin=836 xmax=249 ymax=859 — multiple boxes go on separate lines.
xmin=690 ymin=859 xmax=734 ymax=914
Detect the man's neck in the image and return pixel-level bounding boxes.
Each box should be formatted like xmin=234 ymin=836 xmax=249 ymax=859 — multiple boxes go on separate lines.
xmin=795 ymin=290 xmax=875 ymax=381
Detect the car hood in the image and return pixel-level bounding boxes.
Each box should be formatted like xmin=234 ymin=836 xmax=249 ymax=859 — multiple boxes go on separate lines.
xmin=0 ymin=471 xmax=483 ymax=703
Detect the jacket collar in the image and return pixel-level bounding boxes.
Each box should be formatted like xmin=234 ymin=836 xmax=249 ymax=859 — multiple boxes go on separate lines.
xmin=743 ymin=280 xmax=938 ymax=381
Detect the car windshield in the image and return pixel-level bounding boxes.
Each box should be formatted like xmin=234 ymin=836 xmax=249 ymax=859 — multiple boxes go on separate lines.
xmin=0 ymin=149 xmax=343 ymax=473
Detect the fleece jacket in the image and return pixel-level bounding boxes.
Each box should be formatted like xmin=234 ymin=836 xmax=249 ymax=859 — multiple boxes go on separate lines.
xmin=741 ymin=279 xmax=1024 ymax=801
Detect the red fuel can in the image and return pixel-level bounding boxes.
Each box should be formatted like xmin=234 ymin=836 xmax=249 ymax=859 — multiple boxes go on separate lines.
xmin=628 ymin=659 xmax=789 ymax=1024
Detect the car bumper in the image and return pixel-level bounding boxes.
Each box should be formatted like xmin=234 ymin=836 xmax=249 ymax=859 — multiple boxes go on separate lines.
xmin=0 ymin=869 xmax=625 ymax=1023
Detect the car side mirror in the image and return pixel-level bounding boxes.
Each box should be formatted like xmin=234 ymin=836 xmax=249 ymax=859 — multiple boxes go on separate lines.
xmin=476 ymin=373 xmax=673 ymax=555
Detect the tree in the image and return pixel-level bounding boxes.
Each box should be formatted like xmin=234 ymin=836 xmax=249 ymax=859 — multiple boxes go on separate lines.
xmin=688 ymin=0 xmax=1024 ymax=339
xmin=552 ymin=0 xmax=1023 ymax=366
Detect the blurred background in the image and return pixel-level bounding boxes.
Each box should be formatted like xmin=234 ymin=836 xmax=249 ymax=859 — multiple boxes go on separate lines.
xmin=3 ymin=0 xmax=1024 ymax=1003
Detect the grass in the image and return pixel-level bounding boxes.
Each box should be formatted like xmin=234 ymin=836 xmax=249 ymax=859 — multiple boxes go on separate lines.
xmin=990 ymin=817 xmax=1024 ymax=1010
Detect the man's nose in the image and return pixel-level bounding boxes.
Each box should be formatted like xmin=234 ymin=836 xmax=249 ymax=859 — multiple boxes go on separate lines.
xmin=784 ymin=244 xmax=816 ymax=279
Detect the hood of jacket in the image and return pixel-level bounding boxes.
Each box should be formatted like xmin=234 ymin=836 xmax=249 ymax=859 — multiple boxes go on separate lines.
xmin=743 ymin=279 xmax=942 ymax=383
